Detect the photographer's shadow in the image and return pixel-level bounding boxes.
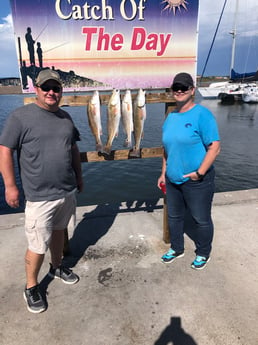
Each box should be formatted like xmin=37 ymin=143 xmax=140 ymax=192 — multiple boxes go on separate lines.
xmin=154 ymin=316 xmax=197 ymax=345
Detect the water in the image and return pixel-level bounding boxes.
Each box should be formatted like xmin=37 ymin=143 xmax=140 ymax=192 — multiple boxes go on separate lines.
xmin=1 ymin=92 xmax=258 ymax=214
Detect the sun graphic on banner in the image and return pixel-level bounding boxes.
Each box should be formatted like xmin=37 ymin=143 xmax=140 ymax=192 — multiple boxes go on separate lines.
xmin=162 ymin=0 xmax=188 ymax=15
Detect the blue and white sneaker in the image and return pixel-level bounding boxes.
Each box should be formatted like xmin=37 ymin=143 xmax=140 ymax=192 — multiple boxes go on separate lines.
xmin=161 ymin=248 xmax=184 ymax=263
xmin=191 ymin=255 xmax=210 ymax=270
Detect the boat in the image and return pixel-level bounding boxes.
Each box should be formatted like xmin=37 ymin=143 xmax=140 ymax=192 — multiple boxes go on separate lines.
xmin=198 ymin=74 xmax=258 ymax=102
xmin=241 ymin=84 xmax=258 ymax=103
xmin=198 ymin=0 xmax=258 ymax=102
xmin=198 ymin=79 xmax=246 ymax=99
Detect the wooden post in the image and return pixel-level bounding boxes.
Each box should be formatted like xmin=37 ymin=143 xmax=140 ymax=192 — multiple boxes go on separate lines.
xmin=163 ymin=196 xmax=170 ymax=243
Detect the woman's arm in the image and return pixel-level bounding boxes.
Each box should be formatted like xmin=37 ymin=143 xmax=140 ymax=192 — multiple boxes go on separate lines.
xmin=157 ymin=149 xmax=167 ymax=189
xmin=183 ymin=141 xmax=221 ymax=180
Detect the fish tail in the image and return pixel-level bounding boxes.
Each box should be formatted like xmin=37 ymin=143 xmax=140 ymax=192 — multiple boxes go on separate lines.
xmin=96 ymin=142 xmax=103 ymax=152
xmin=103 ymin=144 xmax=112 ymax=154
xmin=130 ymin=146 xmax=141 ymax=158
xmin=123 ymin=138 xmax=132 ymax=148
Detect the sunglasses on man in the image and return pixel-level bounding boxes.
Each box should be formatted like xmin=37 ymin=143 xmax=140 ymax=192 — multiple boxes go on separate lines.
xmin=38 ymin=85 xmax=61 ymax=93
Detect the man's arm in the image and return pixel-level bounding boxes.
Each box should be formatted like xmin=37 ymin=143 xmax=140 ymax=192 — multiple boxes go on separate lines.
xmin=71 ymin=143 xmax=83 ymax=193
xmin=0 ymin=145 xmax=20 ymax=208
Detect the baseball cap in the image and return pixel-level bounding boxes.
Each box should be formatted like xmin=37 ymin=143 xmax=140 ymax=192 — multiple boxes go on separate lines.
xmin=35 ymin=69 xmax=62 ymax=86
xmin=171 ymin=72 xmax=194 ymax=88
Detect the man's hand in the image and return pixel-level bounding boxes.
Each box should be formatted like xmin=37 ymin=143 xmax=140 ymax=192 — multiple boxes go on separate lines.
xmin=5 ymin=185 xmax=20 ymax=208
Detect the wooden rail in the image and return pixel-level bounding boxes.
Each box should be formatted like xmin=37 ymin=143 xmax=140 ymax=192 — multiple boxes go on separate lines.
xmin=80 ymin=147 xmax=163 ymax=162
xmin=24 ymin=91 xmax=176 ymax=106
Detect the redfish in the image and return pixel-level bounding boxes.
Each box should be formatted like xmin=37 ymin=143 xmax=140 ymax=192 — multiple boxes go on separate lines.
xmin=131 ymin=89 xmax=146 ymax=157
xmin=87 ymin=90 xmax=103 ymax=152
xmin=104 ymin=89 xmax=121 ymax=154
xmin=121 ymin=89 xmax=133 ymax=148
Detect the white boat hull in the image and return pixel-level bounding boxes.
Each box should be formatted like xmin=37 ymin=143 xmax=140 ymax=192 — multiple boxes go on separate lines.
xmin=199 ymin=82 xmax=257 ymax=101
xmin=198 ymin=82 xmax=230 ymax=98
xmin=242 ymin=85 xmax=258 ymax=103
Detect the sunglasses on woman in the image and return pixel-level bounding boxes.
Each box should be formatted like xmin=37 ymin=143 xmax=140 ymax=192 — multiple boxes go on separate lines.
xmin=172 ymin=84 xmax=192 ymax=93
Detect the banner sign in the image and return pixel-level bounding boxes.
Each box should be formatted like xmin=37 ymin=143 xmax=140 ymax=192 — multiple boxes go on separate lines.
xmin=9 ymin=0 xmax=199 ymax=93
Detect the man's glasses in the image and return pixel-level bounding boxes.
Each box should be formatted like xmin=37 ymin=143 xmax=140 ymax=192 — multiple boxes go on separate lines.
xmin=172 ymin=84 xmax=192 ymax=93
xmin=39 ymin=85 xmax=61 ymax=93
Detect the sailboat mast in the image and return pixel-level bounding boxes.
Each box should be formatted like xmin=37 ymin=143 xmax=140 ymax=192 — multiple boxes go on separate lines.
xmin=229 ymin=0 xmax=239 ymax=78
xmin=199 ymin=0 xmax=228 ymax=83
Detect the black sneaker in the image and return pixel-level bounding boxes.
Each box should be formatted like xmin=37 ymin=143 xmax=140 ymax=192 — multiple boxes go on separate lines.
xmin=161 ymin=248 xmax=184 ymax=263
xmin=23 ymin=285 xmax=46 ymax=313
xmin=48 ymin=264 xmax=79 ymax=284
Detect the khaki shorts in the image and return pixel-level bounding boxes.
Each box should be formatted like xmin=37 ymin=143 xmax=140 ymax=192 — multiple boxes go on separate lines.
xmin=25 ymin=192 xmax=76 ymax=254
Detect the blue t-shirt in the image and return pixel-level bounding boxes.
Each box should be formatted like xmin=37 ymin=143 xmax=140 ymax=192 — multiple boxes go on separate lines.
xmin=162 ymin=104 xmax=220 ymax=184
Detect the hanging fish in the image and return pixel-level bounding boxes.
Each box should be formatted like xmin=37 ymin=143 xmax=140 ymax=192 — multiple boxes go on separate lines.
xmin=131 ymin=88 xmax=146 ymax=157
xmin=121 ymin=89 xmax=133 ymax=148
xmin=87 ymin=90 xmax=103 ymax=152
xmin=104 ymin=89 xmax=121 ymax=154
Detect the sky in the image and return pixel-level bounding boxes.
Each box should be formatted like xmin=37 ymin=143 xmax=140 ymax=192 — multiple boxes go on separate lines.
xmin=0 ymin=0 xmax=258 ymax=78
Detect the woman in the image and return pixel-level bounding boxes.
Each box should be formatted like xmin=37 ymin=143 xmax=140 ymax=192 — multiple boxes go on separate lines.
xmin=158 ymin=72 xmax=220 ymax=270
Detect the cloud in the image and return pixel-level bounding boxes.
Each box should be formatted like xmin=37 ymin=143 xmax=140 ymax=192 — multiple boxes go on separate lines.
xmin=0 ymin=14 xmax=20 ymax=77
xmin=0 ymin=14 xmax=14 ymax=38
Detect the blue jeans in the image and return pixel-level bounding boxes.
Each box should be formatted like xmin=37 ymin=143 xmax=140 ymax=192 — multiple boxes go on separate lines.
xmin=166 ymin=168 xmax=215 ymax=257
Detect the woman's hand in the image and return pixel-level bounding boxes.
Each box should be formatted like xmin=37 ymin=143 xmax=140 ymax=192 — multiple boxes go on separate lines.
xmin=183 ymin=171 xmax=200 ymax=181
xmin=157 ymin=175 xmax=166 ymax=189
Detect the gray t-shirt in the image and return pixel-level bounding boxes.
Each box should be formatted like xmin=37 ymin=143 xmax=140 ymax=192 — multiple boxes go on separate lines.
xmin=0 ymin=103 xmax=80 ymax=201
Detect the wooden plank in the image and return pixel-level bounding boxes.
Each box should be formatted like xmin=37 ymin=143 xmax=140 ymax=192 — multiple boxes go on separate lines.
xmin=141 ymin=147 xmax=163 ymax=158
xmin=24 ymin=92 xmax=176 ymax=106
xmin=80 ymin=147 xmax=164 ymax=162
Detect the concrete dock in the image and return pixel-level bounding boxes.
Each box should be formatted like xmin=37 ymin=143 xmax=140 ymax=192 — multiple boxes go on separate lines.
xmin=0 ymin=189 xmax=257 ymax=345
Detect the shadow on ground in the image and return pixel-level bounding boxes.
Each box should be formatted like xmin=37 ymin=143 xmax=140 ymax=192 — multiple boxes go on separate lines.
xmin=154 ymin=316 xmax=198 ymax=345
xmin=63 ymin=199 xmax=161 ymax=268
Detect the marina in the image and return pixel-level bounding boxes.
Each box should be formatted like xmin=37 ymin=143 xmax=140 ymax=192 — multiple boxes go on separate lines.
xmin=0 ymin=2 xmax=258 ymax=344
xmin=198 ymin=0 xmax=258 ymax=103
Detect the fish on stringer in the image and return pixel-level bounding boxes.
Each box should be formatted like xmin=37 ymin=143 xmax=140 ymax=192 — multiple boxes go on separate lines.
xmin=104 ymin=89 xmax=121 ymax=154
xmin=121 ymin=89 xmax=133 ymax=148
xmin=130 ymin=88 xmax=146 ymax=158
xmin=87 ymin=90 xmax=103 ymax=152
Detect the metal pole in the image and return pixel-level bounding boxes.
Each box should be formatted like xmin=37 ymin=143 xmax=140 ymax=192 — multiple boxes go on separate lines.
xmin=18 ymin=37 xmax=22 ymax=67
xmin=229 ymin=0 xmax=239 ymax=78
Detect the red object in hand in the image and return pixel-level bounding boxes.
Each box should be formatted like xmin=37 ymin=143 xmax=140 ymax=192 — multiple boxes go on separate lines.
xmin=159 ymin=182 xmax=166 ymax=195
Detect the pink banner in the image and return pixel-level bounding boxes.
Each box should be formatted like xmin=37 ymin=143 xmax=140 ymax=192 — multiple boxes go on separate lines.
xmin=10 ymin=0 xmax=199 ymax=93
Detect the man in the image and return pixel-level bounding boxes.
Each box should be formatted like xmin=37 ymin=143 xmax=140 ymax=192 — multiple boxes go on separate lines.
xmin=25 ymin=27 xmax=35 ymax=65
xmin=0 ymin=69 xmax=83 ymax=313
